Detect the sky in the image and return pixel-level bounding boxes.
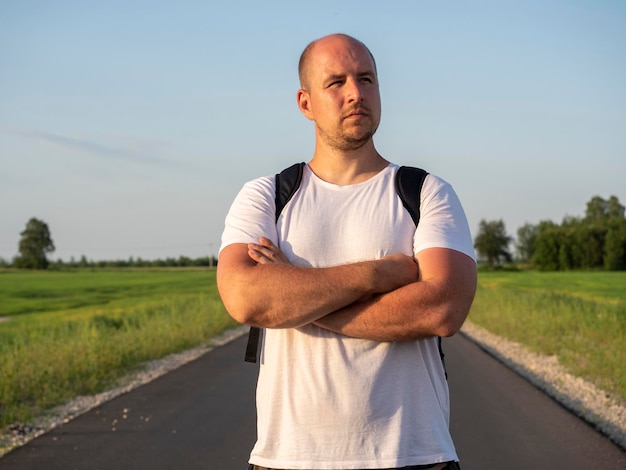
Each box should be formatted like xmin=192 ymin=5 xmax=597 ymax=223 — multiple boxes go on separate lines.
xmin=1 ymin=0 xmax=625 ymax=262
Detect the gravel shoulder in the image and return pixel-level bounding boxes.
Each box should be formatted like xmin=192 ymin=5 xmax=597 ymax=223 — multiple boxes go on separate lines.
xmin=1 ymin=322 xmax=624 ymax=458
xmin=460 ymin=321 xmax=626 ymax=449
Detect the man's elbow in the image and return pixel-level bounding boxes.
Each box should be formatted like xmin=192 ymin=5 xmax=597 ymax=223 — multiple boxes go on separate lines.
xmin=439 ymin=274 xmax=477 ymax=336
xmin=218 ymin=293 xmax=252 ymax=325
xmin=218 ymin=287 xmax=281 ymax=328
xmin=435 ymin=316 xmax=465 ymax=337
xmin=434 ymin=295 xmax=475 ymax=337
xmin=217 ymin=278 xmax=258 ymax=326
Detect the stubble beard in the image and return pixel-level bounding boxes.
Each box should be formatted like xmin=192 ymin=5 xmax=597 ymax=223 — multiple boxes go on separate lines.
xmin=319 ymin=117 xmax=378 ymax=152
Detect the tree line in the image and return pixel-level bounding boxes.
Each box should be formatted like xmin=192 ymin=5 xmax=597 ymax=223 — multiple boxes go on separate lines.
xmin=474 ymin=195 xmax=626 ymax=270
xmin=1 ymin=218 xmax=215 ymax=270
xmin=51 ymin=255 xmax=216 ymax=269
xmin=5 ymin=194 xmax=625 ymax=272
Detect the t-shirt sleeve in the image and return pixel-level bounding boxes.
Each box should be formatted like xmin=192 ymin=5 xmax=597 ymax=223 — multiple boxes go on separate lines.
xmin=414 ymin=174 xmax=476 ymax=261
xmin=219 ymin=176 xmax=278 ymax=254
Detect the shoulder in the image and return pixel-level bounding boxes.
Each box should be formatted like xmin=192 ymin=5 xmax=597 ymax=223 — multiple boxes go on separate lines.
xmin=413 ymin=173 xmax=476 ymax=260
xmin=421 ymin=173 xmax=459 ymax=207
xmin=389 ymin=164 xmax=454 ymax=203
xmin=220 ymin=175 xmax=278 ymax=253
xmin=226 ymin=174 xmax=277 ymax=221
xmin=241 ymin=174 xmax=275 ymax=194
xmin=227 ymin=175 xmax=275 ymax=208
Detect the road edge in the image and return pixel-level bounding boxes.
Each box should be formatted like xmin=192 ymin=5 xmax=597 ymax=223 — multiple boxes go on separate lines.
xmin=0 ymin=326 xmax=250 ymax=458
xmin=460 ymin=320 xmax=626 ymax=450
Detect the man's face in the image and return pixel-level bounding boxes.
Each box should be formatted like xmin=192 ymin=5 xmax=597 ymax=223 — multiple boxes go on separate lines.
xmin=299 ymin=37 xmax=381 ymax=152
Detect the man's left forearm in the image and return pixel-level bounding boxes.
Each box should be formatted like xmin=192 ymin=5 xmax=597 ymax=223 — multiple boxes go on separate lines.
xmin=314 ymin=248 xmax=477 ymax=341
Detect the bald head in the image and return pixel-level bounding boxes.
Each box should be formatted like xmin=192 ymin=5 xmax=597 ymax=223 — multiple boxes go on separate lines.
xmin=298 ymin=34 xmax=377 ymax=90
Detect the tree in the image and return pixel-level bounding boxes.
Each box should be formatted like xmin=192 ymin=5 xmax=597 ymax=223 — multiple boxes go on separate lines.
xmin=584 ymin=195 xmax=625 ymax=224
xmin=529 ymin=195 xmax=626 ymax=271
xmin=474 ymin=219 xmax=513 ymax=267
xmin=532 ymin=220 xmax=561 ymax=271
xmin=604 ymin=218 xmax=626 ymax=270
xmin=14 ymin=218 xmax=55 ymax=269
xmin=516 ymin=223 xmax=537 ymax=263
xmin=581 ymin=195 xmax=625 ymax=269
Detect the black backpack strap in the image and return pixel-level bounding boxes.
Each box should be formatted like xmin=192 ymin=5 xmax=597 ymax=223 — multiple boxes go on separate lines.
xmin=244 ymin=162 xmax=306 ymax=363
xmin=244 ymin=325 xmax=262 ymax=363
xmin=395 ymin=166 xmax=428 ymax=227
xmin=275 ymin=162 xmax=305 ymax=222
xmin=438 ymin=336 xmax=447 ymax=380
xmin=396 ymin=166 xmax=448 ymax=378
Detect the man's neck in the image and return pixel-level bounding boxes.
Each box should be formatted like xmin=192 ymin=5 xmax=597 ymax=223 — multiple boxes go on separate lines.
xmin=308 ymin=141 xmax=389 ymax=186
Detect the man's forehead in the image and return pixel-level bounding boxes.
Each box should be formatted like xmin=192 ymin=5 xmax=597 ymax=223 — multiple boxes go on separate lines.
xmin=314 ymin=36 xmax=367 ymax=58
xmin=311 ymin=38 xmax=375 ymax=73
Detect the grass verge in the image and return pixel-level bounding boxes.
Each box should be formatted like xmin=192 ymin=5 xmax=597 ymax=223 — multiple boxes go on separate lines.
xmin=470 ymin=270 xmax=626 ymax=402
xmin=0 ymin=269 xmax=238 ymax=429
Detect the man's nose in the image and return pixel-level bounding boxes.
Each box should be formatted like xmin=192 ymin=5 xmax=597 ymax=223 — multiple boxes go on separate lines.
xmin=345 ymin=78 xmax=364 ymax=102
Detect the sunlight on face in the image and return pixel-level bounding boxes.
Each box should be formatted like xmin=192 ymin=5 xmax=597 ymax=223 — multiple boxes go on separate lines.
xmin=301 ymin=35 xmax=381 ymax=152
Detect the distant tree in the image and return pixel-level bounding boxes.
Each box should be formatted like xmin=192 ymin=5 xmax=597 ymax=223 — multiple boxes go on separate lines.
xmin=14 ymin=218 xmax=55 ymax=269
xmin=530 ymin=195 xmax=626 ymax=271
xmin=584 ymin=195 xmax=625 ymax=224
xmin=474 ymin=219 xmax=513 ymax=267
xmin=579 ymin=225 xmax=605 ymax=269
xmin=604 ymin=218 xmax=626 ymax=270
xmin=516 ymin=223 xmax=538 ymax=263
xmin=178 ymin=256 xmax=192 ymax=267
xmin=532 ymin=220 xmax=561 ymax=270
xmin=47 ymin=258 xmax=65 ymax=270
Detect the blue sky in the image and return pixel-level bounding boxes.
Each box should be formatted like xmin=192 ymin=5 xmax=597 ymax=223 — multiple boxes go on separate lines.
xmin=1 ymin=0 xmax=625 ymax=262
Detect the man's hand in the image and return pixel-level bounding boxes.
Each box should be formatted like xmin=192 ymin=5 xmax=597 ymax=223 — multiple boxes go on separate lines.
xmin=248 ymin=237 xmax=290 ymax=265
xmin=371 ymin=253 xmax=419 ymax=294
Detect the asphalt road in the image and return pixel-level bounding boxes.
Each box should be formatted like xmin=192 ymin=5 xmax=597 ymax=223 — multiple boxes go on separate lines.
xmin=0 ymin=333 xmax=624 ymax=470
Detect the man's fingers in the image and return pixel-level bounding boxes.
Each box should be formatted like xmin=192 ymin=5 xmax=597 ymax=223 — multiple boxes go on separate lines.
xmin=258 ymin=236 xmax=278 ymax=249
xmin=248 ymin=244 xmax=272 ymax=262
xmin=248 ymin=240 xmax=289 ymax=265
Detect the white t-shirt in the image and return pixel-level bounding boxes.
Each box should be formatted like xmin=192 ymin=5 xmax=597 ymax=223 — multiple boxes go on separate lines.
xmin=220 ymin=163 xmax=475 ymax=469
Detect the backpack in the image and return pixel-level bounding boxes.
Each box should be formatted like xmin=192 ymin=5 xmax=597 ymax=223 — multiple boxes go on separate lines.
xmin=244 ymin=163 xmax=440 ymax=369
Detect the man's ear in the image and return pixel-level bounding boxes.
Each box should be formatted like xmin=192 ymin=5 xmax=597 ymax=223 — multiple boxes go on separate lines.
xmin=297 ymin=89 xmax=314 ymax=121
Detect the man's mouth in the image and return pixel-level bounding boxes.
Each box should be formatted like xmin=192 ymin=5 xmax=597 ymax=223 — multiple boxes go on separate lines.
xmin=344 ymin=107 xmax=369 ymax=119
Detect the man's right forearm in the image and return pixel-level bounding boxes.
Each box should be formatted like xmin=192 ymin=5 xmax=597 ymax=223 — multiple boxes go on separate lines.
xmin=216 ymin=243 xmax=417 ymax=329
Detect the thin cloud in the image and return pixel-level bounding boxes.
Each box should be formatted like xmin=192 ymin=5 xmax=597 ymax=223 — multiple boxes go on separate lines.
xmin=1 ymin=127 xmax=177 ymax=167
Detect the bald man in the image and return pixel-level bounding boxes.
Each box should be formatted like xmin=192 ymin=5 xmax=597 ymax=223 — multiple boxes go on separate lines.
xmin=218 ymin=34 xmax=476 ymax=470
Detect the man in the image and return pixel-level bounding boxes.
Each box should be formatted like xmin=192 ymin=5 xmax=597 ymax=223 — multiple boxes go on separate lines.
xmin=217 ymin=33 xmax=476 ymax=470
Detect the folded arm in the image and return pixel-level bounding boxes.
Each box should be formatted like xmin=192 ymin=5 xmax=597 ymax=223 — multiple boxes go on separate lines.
xmin=313 ymin=247 xmax=477 ymax=341
xmin=216 ymin=237 xmax=419 ymax=329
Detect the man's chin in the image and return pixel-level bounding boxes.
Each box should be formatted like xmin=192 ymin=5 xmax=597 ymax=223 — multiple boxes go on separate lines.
xmin=345 ymin=128 xmax=375 ymax=144
xmin=337 ymin=134 xmax=373 ymax=151
xmin=319 ymin=125 xmax=376 ymax=151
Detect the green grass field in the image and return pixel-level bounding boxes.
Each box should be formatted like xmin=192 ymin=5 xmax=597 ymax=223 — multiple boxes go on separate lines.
xmin=0 ymin=268 xmax=218 ymax=317
xmin=470 ymin=270 xmax=626 ymax=402
xmin=0 ymin=268 xmax=238 ymax=429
